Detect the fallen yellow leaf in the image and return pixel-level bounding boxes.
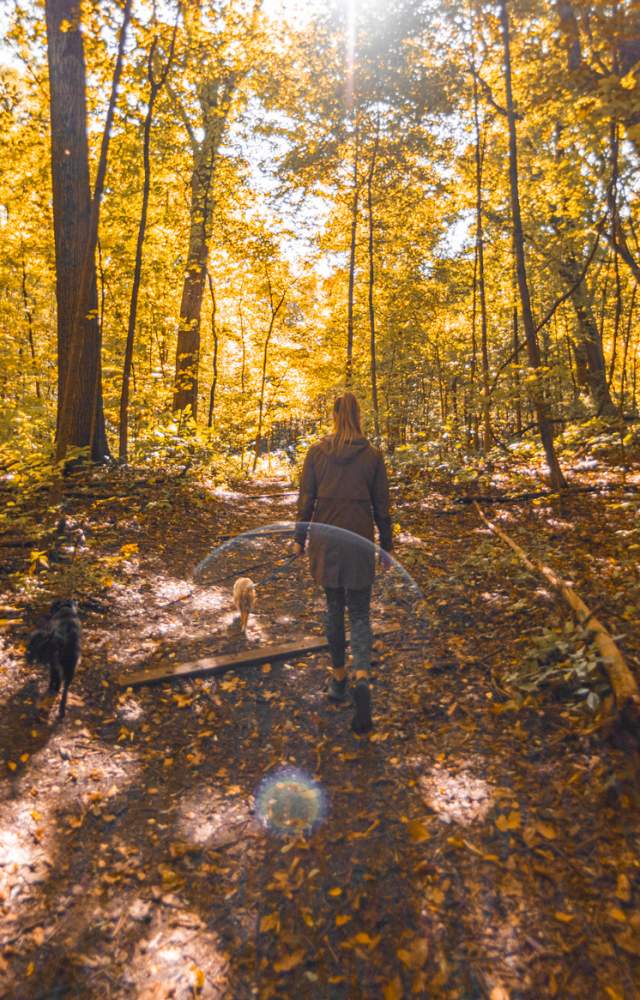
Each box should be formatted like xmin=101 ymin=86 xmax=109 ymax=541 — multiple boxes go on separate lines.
xmin=535 ymin=821 xmax=557 ymax=840
xmin=260 ymin=912 xmax=279 ymax=933
xmin=342 ymin=932 xmax=381 ymax=950
xmin=383 ymin=976 xmax=404 ymax=999
xmin=273 ymin=950 xmax=305 ymax=973
xmin=407 ymin=819 xmax=430 ymax=843
xmin=496 ymin=811 xmax=520 ymax=832
xmin=190 ymin=965 xmax=205 ymax=990
xmin=397 ymin=935 xmax=428 ymax=970
xmin=604 ymin=988 xmax=624 ymax=1000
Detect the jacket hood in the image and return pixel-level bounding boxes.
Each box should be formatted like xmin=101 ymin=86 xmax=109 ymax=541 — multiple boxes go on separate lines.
xmin=319 ymin=436 xmax=370 ymax=464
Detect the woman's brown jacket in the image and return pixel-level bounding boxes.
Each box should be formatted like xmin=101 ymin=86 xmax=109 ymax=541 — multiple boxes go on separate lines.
xmin=295 ymin=436 xmax=393 ymax=590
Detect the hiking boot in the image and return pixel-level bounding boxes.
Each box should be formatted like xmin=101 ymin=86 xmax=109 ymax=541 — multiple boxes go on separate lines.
xmin=351 ymin=681 xmax=373 ymax=734
xmin=327 ymin=676 xmax=350 ymax=703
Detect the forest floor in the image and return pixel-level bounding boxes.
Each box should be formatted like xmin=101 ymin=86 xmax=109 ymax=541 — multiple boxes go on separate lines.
xmin=1 ymin=456 xmax=640 ymax=999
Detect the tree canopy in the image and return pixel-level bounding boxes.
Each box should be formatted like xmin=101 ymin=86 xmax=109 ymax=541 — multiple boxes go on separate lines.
xmin=0 ymin=0 xmax=639 ymax=474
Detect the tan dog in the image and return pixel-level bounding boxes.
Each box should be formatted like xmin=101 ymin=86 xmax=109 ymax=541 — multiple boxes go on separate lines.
xmin=233 ymin=577 xmax=256 ymax=633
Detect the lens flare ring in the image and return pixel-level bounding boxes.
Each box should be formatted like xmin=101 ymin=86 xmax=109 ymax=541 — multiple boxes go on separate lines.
xmin=255 ymin=767 xmax=326 ymax=836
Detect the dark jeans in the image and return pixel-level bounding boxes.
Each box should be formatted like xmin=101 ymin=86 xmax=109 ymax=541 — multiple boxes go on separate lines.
xmin=324 ymin=586 xmax=372 ymax=675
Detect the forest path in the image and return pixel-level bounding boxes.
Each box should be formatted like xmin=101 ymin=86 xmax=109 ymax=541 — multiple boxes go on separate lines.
xmin=0 ymin=467 xmax=639 ymax=999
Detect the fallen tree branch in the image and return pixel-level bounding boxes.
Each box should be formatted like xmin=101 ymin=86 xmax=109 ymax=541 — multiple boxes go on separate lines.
xmin=456 ymin=482 xmax=638 ymax=505
xmin=473 ymin=502 xmax=640 ymax=720
xmin=428 ymin=482 xmax=639 ymax=514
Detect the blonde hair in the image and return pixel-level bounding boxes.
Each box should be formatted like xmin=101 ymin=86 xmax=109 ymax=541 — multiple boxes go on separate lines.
xmin=332 ymin=392 xmax=363 ymax=449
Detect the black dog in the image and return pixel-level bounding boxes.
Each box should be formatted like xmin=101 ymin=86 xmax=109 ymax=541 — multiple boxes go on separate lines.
xmin=26 ymin=599 xmax=81 ymax=720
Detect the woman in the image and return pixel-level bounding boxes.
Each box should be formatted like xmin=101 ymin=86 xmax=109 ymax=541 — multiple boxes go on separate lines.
xmin=294 ymin=392 xmax=393 ymax=734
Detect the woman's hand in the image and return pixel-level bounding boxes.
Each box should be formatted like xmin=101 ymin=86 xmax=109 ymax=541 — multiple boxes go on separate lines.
xmin=293 ymin=541 xmax=304 ymax=558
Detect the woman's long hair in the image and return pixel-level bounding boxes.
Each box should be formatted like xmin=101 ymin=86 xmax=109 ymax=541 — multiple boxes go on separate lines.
xmin=332 ymin=392 xmax=363 ymax=449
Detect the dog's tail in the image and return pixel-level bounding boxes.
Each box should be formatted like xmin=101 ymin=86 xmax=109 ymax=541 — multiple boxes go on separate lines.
xmin=239 ymin=604 xmax=250 ymax=633
xmin=237 ymin=584 xmax=255 ymax=633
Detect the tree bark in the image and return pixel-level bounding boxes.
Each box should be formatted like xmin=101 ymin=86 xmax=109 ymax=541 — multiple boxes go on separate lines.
xmin=253 ymin=277 xmax=287 ymax=472
xmin=172 ymin=124 xmax=218 ymax=419
xmin=513 ymin=300 xmax=522 ymax=434
xmin=50 ymin=0 xmax=131 ymax=462
xmin=558 ymin=257 xmax=617 ymax=416
xmin=471 ymin=69 xmax=491 ymax=452
xmin=171 ymin=2 xmax=259 ymax=420
xmin=119 ymin=23 xmax=177 ymax=462
xmin=619 ymin=284 xmax=637 ymax=411
xmin=207 ymin=270 xmax=219 ymax=428
xmin=366 ymin=118 xmax=380 ymax=440
xmin=45 ymin=0 xmax=109 ymax=460
xmin=499 ymin=0 xmax=567 ymax=489
xmin=346 ymin=119 xmax=359 ymax=388
xmin=20 ymin=258 xmax=41 ymax=400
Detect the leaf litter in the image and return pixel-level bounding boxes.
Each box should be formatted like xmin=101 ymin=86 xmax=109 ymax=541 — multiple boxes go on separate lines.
xmin=0 ymin=464 xmax=638 ymax=997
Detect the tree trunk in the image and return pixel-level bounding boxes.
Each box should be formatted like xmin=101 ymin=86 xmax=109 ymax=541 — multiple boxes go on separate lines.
xmin=119 ymin=27 xmax=176 ymax=462
xmin=173 ymin=146 xmax=213 ymax=419
xmin=366 ymin=119 xmax=380 ymax=439
xmin=513 ymin=302 xmax=522 ymax=434
xmin=253 ymin=278 xmax=287 ymax=472
xmin=346 ymin=120 xmax=359 ymax=388
xmin=50 ymin=0 xmax=130 ymax=462
xmin=45 ymin=0 xmax=111 ymax=460
xmin=499 ymin=0 xmax=567 ymax=489
xmin=21 ymin=258 xmax=41 ymax=400
xmin=172 ymin=72 xmax=235 ymax=420
xmin=470 ymin=46 xmax=491 ymax=452
xmin=619 ymin=284 xmax=637 ymax=412
xmin=558 ymin=257 xmax=617 ymax=416
xmin=207 ymin=270 xmax=219 ymax=429
xmin=238 ymin=302 xmax=247 ymax=471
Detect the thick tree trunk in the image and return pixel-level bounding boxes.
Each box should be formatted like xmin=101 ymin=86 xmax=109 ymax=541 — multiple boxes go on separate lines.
xmin=173 ymin=148 xmax=213 ymax=419
xmin=558 ymin=258 xmax=617 ymax=416
xmin=45 ymin=0 xmax=109 ymax=460
xmin=50 ymin=0 xmax=130 ymax=462
xmin=499 ymin=0 xmax=567 ymax=489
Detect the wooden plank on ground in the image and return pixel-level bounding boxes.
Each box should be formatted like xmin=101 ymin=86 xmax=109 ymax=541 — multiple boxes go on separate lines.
xmin=117 ymin=623 xmax=402 ymax=688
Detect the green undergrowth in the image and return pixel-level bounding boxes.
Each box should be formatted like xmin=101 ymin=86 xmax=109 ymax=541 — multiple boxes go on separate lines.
xmin=506 ymin=620 xmax=612 ymax=715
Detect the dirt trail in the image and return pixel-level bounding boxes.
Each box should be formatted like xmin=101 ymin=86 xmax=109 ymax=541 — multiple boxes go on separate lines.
xmin=1 ymin=471 xmax=639 ymax=999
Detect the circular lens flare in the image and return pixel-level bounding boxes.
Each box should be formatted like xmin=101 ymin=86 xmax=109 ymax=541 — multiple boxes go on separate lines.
xmin=256 ymin=767 xmax=325 ymax=835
